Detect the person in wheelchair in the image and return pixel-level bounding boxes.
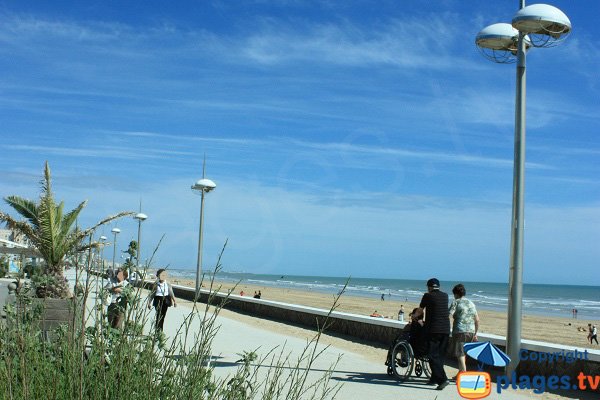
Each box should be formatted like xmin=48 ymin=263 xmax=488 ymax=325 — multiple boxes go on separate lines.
xmin=386 ymin=307 xmax=427 ymax=365
xmin=386 ymin=307 xmax=433 ymax=380
xmin=407 ymin=307 xmax=427 ymax=358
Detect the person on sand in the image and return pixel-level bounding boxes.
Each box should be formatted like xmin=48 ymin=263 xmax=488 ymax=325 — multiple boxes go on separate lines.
xmin=398 ymin=305 xmax=405 ymax=322
xmin=420 ymin=278 xmax=450 ymax=391
xmin=449 ymin=284 xmax=479 ymax=378
xmin=147 ymin=269 xmax=177 ymax=332
xmin=590 ymin=324 xmax=598 ymax=345
xmin=370 ymin=310 xmax=382 ymax=317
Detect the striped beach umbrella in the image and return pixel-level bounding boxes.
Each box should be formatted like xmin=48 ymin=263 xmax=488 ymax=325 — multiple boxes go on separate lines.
xmin=464 ymin=341 xmax=511 ymax=368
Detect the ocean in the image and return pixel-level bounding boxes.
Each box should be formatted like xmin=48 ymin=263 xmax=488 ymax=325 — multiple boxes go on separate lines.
xmin=165 ymin=269 xmax=600 ymax=321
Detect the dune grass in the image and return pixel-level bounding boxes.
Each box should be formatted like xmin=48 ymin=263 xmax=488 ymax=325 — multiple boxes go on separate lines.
xmin=0 ymin=245 xmax=343 ymax=400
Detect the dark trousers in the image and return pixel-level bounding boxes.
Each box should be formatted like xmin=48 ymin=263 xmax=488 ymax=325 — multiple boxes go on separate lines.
xmin=591 ymin=335 xmax=598 ymax=345
xmin=427 ymin=333 xmax=449 ymax=384
xmin=107 ymin=303 xmax=124 ymax=329
xmin=155 ymin=300 xmax=170 ymax=332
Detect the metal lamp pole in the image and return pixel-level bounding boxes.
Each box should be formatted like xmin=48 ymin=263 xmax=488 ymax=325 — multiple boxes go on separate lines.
xmin=506 ymin=2 xmax=528 ymax=374
xmin=99 ymin=235 xmax=107 ymax=272
xmin=134 ymin=213 xmax=148 ymax=271
xmin=476 ymin=1 xmax=571 ymax=374
xmin=191 ymin=160 xmax=216 ymax=299
xmin=111 ymin=228 xmax=120 ymax=275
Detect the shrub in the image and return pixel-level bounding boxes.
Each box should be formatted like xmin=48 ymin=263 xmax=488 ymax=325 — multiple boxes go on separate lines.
xmin=0 ymin=247 xmax=342 ymax=399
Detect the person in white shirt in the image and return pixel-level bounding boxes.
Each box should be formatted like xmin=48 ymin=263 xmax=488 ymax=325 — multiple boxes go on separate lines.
xmin=105 ymin=269 xmax=129 ymax=329
xmin=147 ymin=269 xmax=177 ymax=332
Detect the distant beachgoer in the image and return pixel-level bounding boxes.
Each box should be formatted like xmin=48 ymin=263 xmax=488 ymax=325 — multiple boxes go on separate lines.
xmin=253 ymin=291 xmax=258 ymax=298
xmin=381 ymin=293 xmax=385 ymax=301
xmin=398 ymin=305 xmax=405 ymax=322
xmin=449 ymin=283 xmax=479 ymax=377
xmin=370 ymin=310 xmax=382 ymax=317
xmin=240 ymin=290 xmax=245 ymax=296
xmin=105 ymin=268 xmax=129 ymax=329
xmin=590 ymin=324 xmax=598 ymax=345
xmin=575 ymin=309 xmax=578 ymax=319
xmin=148 ymin=269 xmax=177 ymax=332
xmin=257 ymin=290 xmax=261 ymax=299
xmin=420 ymin=278 xmax=450 ymax=391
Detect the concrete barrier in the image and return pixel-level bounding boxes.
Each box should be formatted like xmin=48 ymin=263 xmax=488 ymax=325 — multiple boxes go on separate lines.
xmin=157 ymin=281 xmax=599 ymax=391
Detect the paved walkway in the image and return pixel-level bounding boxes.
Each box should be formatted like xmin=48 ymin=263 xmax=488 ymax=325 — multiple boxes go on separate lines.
xmin=68 ymin=271 xmax=578 ymax=400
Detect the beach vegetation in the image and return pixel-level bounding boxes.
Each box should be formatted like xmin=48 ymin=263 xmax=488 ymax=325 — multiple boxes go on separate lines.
xmin=0 ymin=161 xmax=133 ymax=298
xmin=0 ymin=242 xmax=343 ymax=399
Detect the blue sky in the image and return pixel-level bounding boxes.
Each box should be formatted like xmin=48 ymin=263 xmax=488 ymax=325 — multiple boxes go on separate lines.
xmin=0 ymin=1 xmax=598 ymax=285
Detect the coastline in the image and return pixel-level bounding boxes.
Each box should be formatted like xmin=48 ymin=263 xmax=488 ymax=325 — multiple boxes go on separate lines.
xmin=169 ymin=277 xmax=597 ymax=349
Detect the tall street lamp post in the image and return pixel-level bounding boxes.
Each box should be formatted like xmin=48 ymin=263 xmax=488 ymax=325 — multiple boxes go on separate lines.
xmin=134 ymin=213 xmax=148 ymax=271
xmin=111 ymin=228 xmax=121 ymax=276
xmin=476 ymin=2 xmax=571 ymax=374
xmin=191 ymin=162 xmax=216 ymax=299
xmin=99 ymin=235 xmax=107 ymax=272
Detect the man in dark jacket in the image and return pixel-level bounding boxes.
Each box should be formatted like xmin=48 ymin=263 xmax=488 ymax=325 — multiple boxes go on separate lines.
xmin=420 ymin=278 xmax=450 ymax=390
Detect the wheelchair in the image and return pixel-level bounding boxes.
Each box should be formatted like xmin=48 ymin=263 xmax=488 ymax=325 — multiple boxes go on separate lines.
xmin=386 ymin=336 xmax=431 ymax=382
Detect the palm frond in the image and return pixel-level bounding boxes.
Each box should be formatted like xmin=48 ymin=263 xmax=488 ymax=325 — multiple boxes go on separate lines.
xmin=4 ymin=196 xmax=39 ymax=227
xmin=61 ymin=200 xmax=87 ymax=239
xmin=0 ymin=212 xmax=39 ymax=244
xmin=78 ymin=211 xmax=136 ymax=238
xmin=41 ymin=161 xmax=53 ymax=202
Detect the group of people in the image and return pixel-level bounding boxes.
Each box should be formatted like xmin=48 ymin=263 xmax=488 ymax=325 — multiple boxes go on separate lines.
xmin=104 ymin=267 xmax=177 ymax=332
xmin=405 ymin=278 xmax=479 ymax=391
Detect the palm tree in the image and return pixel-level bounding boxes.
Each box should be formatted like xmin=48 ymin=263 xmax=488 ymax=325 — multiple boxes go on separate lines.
xmin=0 ymin=162 xmax=133 ymax=298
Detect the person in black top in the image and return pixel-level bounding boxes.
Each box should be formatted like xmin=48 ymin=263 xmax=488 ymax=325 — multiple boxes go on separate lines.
xmin=419 ymin=278 xmax=450 ymax=391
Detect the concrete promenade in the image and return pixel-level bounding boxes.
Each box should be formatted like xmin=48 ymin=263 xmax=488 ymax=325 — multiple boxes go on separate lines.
xmin=163 ymin=298 xmax=540 ymax=400
xmin=56 ymin=271 xmax=591 ymax=399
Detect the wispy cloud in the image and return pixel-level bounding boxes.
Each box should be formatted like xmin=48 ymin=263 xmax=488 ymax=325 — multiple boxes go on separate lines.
xmin=239 ymin=15 xmax=479 ymax=70
xmin=0 ymin=144 xmax=194 ymax=160
xmin=289 ymin=139 xmax=553 ymax=170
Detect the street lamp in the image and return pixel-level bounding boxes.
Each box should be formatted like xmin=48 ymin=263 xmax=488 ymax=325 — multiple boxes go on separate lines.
xmin=111 ymin=228 xmax=121 ymax=276
xmin=133 ymin=213 xmax=148 ymax=270
xmin=99 ymin=235 xmax=107 ymax=272
xmin=191 ymin=165 xmax=216 ymax=299
xmin=476 ymin=2 xmax=571 ymax=374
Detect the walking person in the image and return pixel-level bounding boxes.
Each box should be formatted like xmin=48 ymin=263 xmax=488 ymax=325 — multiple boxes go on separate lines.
xmin=449 ymin=284 xmax=479 ymax=377
xmin=148 ymin=269 xmax=177 ymax=332
xmin=106 ymin=268 xmax=129 ymax=329
xmin=420 ymin=278 xmax=450 ymax=391
xmin=590 ymin=324 xmax=598 ymax=345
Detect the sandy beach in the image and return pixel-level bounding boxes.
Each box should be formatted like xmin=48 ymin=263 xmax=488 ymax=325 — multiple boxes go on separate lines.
xmin=167 ymin=277 xmax=597 ymax=350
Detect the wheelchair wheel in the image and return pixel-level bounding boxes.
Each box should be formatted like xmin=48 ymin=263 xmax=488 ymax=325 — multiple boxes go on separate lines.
xmin=391 ymin=340 xmax=413 ymax=381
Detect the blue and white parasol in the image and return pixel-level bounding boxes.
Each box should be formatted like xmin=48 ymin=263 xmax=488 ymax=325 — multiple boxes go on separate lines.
xmin=464 ymin=341 xmax=511 ymax=369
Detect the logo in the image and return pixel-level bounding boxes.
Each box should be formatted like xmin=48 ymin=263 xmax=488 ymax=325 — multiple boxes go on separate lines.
xmin=457 ymin=371 xmax=491 ymax=399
